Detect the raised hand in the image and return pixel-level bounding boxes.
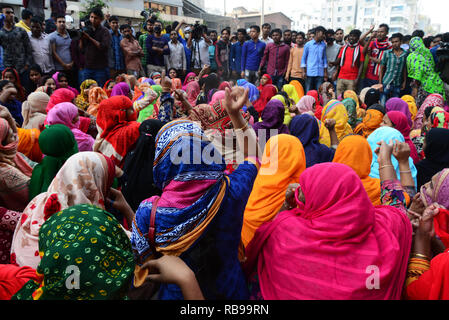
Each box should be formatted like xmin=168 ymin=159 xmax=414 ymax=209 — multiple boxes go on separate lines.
xmin=224 ymin=87 xmax=249 ymax=116
xmin=375 ymin=140 xmax=394 ymax=166
xmin=392 ymin=140 xmax=410 ymax=163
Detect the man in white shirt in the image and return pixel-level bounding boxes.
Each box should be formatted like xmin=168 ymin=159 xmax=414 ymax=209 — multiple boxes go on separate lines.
xmin=187 ymin=25 xmax=211 ymax=74
xmin=28 ymin=17 xmax=54 ymax=74
xmin=260 ymin=23 xmax=274 ymax=44
xmin=165 ymin=29 xmax=186 ymax=77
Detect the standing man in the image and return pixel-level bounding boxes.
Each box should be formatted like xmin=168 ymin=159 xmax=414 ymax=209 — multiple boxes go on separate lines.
xmin=301 ymin=26 xmax=328 ymax=92
xmin=0 ymin=5 xmax=34 ymax=88
xmin=15 ymin=9 xmax=33 ymax=32
xmin=260 ymin=23 xmax=273 ymax=44
xmin=333 ymin=29 xmax=365 ymax=98
xmin=325 ymin=29 xmax=342 ymax=87
xmin=283 ymin=29 xmax=292 ymax=47
xmin=23 ymin=0 xmax=45 ymax=20
xmin=335 ymin=28 xmax=344 ymax=46
xmin=363 ymin=23 xmax=392 ymax=89
xmin=379 ymin=33 xmax=407 ymax=105
xmin=50 ymin=0 xmax=67 ymax=18
xmin=28 ymin=17 xmax=54 ymax=75
xmin=215 ymin=28 xmax=231 ymax=80
xmin=48 ymin=15 xmax=73 ymax=83
xmin=230 ymin=28 xmax=246 ymax=81
xmin=241 ymin=25 xmax=266 ymax=84
xmin=165 ymin=29 xmax=186 ymax=77
xmin=120 ymin=24 xmax=144 ymax=77
xmin=108 ymin=15 xmax=125 ymax=79
xmin=187 ymin=25 xmax=211 ymax=75
xmin=139 ymin=17 xmax=154 ymax=77
xmin=291 ymin=31 xmax=298 ymax=48
xmin=259 ymin=28 xmax=290 ymax=90
xmin=126 ymin=18 xmax=136 ymax=37
xmin=285 ymin=31 xmax=306 ymax=88
xmin=208 ymin=30 xmax=218 ymax=73
xmin=146 ymin=20 xmax=170 ymax=76
xmin=80 ymin=7 xmax=111 ymax=87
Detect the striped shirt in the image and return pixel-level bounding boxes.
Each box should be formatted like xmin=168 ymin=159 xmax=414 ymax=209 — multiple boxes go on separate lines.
xmin=381 ymin=48 xmax=408 ymax=86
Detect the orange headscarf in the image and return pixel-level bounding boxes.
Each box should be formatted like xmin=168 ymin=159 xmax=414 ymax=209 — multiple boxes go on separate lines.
xmin=86 ymin=87 xmax=108 ymax=117
xmin=289 ymin=80 xmax=305 ymax=100
xmin=402 ymin=95 xmax=418 ymax=121
xmin=241 ymin=134 xmax=306 ymax=248
xmin=333 ymin=135 xmax=381 ymax=205
xmin=353 ymin=109 xmax=384 ymax=138
xmin=17 ymin=127 xmax=43 ymax=163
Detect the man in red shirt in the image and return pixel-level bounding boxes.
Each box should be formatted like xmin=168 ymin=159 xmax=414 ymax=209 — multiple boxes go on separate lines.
xmin=333 ymin=29 xmax=365 ymax=98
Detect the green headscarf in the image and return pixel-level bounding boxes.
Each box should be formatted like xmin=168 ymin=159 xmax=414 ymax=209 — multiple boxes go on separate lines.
xmin=137 ymin=85 xmax=163 ymax=123
xmin=28 ymin=125 xmax=79 ymax=200
xmin=12 ymin=204 xmax=135 ymax=300
xmin=407 ymin=37 xmax=446 ymax=98
xmin=342 ymin=98 xmax=358 ymax=128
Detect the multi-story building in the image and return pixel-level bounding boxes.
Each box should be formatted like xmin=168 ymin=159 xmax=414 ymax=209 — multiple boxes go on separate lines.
xmin=320 ymin=0 xmax=358 ymax=32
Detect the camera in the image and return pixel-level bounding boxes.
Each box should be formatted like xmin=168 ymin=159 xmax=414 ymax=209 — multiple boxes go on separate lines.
xmin=192 ymin=21 xmax=207 ymax=40
xmin=81 ymin=19 xmax=95 ymax=37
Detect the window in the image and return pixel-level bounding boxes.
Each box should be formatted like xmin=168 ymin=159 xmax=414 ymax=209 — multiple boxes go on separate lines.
xmin=364 ymin=8 xmax=374 ymax=15
xmin=338 ymin=7 xmax=342 ymax=12
xmin=347 ymin=6 xmax=352 ymax=11
xmin=337 ymin=17 xmax=342 ymax=22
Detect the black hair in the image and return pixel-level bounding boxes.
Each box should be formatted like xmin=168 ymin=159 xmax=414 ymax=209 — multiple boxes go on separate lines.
xmin=335 ymin=28 xmax=343 ymax=33
xmin=423 ymin=37 xmax=434 ymax=48
xmin=435 ymin=34 xmax=443 ymax=40
xmin=165 ymin=25 xmax=172 ymax=33
xmin=57 ymin=72 xmax=68 ymax=82
xmin=326 ymin=29 xmax=335 ymax=36
xmin=39 ymin=74 xmax=53 ymax=86
xmin=344 ymin=35 xmax=349 ymax=41
xmin=442 ymin=32 xmax=449 ymax=43
xmin=237 ymin=28 xmax=247 ymax=35
xmin=379 ymin=23 xmax=390 ymax=33
xmin=308 ymin=28 xmax=315 ymax=34
xmin=262 ymin=23 xmax=271 ymax=29
xmin=412 ymin=30 xmax=425 ymax=38
xmin=291 ymin=30 xmax=297 ymax=35
xmin=424 ymin=106 xmax=434 ymax=119
xmin=109 ymin=15 xmax=119 ymax=22
xmin=30 ymin=17 xmax=43 ymax=25
xmin=120 ymin=24 xmax=131 ymax=31
xmin=250 ymin=25 xmax=260 ymax=33
xmin=55 ymin=14 xmax=65 ymax=21
xmin=168 ymin=68 xmax=178 ymax=76
xmin=29 ymin=64 xmax=42 ymax=74
xmin=271 ymin=28 xmax=282 ymax=36
xmin=204 ymin=73 xmax=220 ymax=94
xmin=221 ymin=28 xmax=230 ymax=35
xmin=283 ymin=29 xmax=291 ymax=34
xmin=403 ymin=35 xmax=412 ymax=42
xmin=278 ymin=91 xmax=291 ymax=107
xmin=314 ymin=26 xmax=326 ymax=34
xmin=89 ymin=7 xmax=104 ymax=19
xmin=21 ymin=8 xmax=33 ymax=20
xmin=349 ymin=29 xmax=362 ymax=38
xmin=390 ymin=33 xmax=403 ymax=42
xmin=208 ymin=30 xmax=217 ymax=36
xmin=1 ymin=4 xmax=14 ymax=11
xmin=0 ymin=80 xmax=12 ymax=91
xmin=296 ymin=31 xmax=306 ymax=39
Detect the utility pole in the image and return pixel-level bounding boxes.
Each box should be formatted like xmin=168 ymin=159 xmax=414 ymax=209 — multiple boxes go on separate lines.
xmin=261 ymin=0 xmax=265 ymax=26
xmin=224 ymin=0 xmax=226 ymax=16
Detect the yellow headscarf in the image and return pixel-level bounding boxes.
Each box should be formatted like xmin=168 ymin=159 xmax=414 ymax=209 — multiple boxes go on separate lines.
xmin=75 ymin=79 xmax=98 ymax=111
xmin=271 ymin=94 xmax=292 ymax=125
xmin=319 ymin=100 xmax=353 ymax=147
xmin=289 ymin=80 xmax=305 ymax=100
xmin=282 ymin=84 xmax=300 ymax=104
xmin=401 ymin=95 xmax=418 ymax=121
xmin=241 ymin=134 xmax=306 ymax=247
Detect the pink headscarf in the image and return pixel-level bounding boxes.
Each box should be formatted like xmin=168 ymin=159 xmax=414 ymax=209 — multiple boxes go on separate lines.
xmin=210 ymin=90 xmax=226 ymax=105
xmin=387 ymin=111 xmax=420 ymax=164
xmin=46 ymin=103 xmax=94 ymax=152
xmin=182 ymin=72 xmax=197 ymax=90
xmin=414 ymin=94 xmax=445 ymax=130
xmin=243 ymin=162 xmax=412 ymax=300
xmin=52 ymin=72 xmax=79 ymax=96
xmin=186 ymin=80 xmax=200 ymax=106
xmin=296 ymin=96 xmax=316 ymax=114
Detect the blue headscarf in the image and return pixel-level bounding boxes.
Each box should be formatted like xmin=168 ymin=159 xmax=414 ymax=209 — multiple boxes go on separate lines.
xmin=237 ymin=79 xmax=260 ymax=103
xmin=289 ymin=114 xmax=335 ymax=168
xmin=367 ymin=126 xmax=418 ymax=186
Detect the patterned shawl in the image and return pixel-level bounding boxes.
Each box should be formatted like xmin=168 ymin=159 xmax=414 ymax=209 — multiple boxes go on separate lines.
xmin=86 ymin=87 xmax=108 ymax=117
xmin=74 ymin=80 xmax=98 ymax=111
xmin=21 ymin=92 xmax=50 ymax=130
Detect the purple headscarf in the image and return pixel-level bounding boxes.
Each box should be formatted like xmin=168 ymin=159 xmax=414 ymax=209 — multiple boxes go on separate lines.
xmin=111 ymin=82 xmax=131 ymax=97
xmin=385 ymin=97 xmax=413 ymax=127
xmin=252 ymin=100 xmax=289 ymax=144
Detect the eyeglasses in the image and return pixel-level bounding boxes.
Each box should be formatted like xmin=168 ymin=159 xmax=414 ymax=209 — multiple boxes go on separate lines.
xmin=5 ymin=11 xmax=14 ymax=15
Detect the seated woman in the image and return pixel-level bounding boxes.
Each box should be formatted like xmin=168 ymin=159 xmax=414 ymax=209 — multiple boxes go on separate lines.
xmin=319 ymin=100 xmax=353 ymax=147
xmin=74 ymin=79 xmax=97 ymax=111
xmin=21 ymin=92 xmax=50 ymax=130
xmin=182 ymin=72 xmax=197 ymax=91
xmin=0 ymin=80 xmax=23 ymax=126
xmin=52 ymin=71 xmax=79 ymax=96
xmin=35 ymin=75 xmax=57 ymax=96
xmin=28 ymin=124 xmax=78 ymax=201
xmin=86 ymin=86 xmax=108 ymax=117
xmin=353 ymin=105 xmax=385 ymax=138
xmin=0 ymin=117 xmax=33 ymax=212
xmin=25 ymin=64 xmax=43 ymax=95
xmin=130 ymin=87 xmax=261 ymax=300
xmin=253 ymin=80 xmax=277 ymax=115
xmin=46 ymin=103 xmax=95 ymax=152
xmin=243 ymin=142 xmax=413 ymax=300
xmin=2 ymin=68 xmax=26 ymax=102
xmin=94 ymin=96 xmax=140 ymax=168
xmin=386 ymin=97 xmax=413 ymax=128
xmin=10 ymin=152 xmax=118 ymax=269
xmin=252 ymin=100 xmax=289 ymax=144
xmin=295 ymin=96 xmax=316 ymax=116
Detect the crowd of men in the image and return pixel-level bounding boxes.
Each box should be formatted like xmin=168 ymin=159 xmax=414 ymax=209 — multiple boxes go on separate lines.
xmin=1 ymin=3 xmax=449 ymax=103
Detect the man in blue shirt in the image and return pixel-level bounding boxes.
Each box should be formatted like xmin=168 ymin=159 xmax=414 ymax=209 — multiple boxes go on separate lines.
xmin=230 ymin=28 xmax=246 ymax=81
xmin=241 ymin=25 xmax=266 ymax=84
xmin=108 ymin=15 xmax=125 ymax=79
xmin=146 ymin=20 xmax=170 ymax=75
xmin=301 ymin=26 xmax=328 ymax=92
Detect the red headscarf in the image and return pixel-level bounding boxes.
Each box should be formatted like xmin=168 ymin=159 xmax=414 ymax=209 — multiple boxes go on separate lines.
xmin=218 ymin=81 xmax=231 ymax=91
xmin=46 ymin=88 xmax=76 ymax=113
xmin=2 ymin=68 xmax=26 ymax=102
xmin=387 ymin=111 xmax=420 ymax=164
xmin=243 ymin=162 xmax=412 ymax=300
xmin=307 ymin=90 xmax=323 ymax=120
xmin=253 ymin=84 xmax=277 ymax=114
xmin=95 ymin=96 xmax=140 ymax=167
xmin=257 ymin=74 xmax=272 ymax=91
xmin=103 ymin=79 xmax=114 ymax=97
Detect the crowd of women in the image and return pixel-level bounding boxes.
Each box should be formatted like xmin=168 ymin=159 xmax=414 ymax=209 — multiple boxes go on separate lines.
xmin=0 ymin=44 xmax=449 ymax=300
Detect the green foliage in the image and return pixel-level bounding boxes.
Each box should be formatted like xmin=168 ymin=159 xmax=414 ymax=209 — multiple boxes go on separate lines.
xmin=79 ymin=0 xmax=110 ymax=19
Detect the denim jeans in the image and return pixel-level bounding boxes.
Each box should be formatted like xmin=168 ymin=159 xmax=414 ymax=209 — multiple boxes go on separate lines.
xmin=305 ymin=76 xmax=324 ymax=92
xmin=83 ymin=68 xmax=110 ymax=88
xmin=271 ymin=75 xmax=286 ymax=91
xmin=380 ymin=84 xmax=402 ymax=106
xmin=244 ymin=70 xmax=259 ymax=85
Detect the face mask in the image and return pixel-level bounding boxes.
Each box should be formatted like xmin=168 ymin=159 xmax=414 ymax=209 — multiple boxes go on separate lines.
xmin=185 ymin=33 xmax=190 ymax=39
xmin=154 ymin=26 xmax=162 ymax=33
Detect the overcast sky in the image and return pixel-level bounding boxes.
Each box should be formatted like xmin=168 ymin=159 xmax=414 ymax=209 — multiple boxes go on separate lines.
xmin=204 ymin=0 xmax=449 ymax=31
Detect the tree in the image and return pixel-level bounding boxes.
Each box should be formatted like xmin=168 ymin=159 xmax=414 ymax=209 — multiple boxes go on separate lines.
xmin=80 ymin=0 xmax=110 ymax=19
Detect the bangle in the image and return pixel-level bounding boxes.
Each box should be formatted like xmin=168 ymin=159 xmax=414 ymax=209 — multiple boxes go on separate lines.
xmin=412 ymin=253 xmax=431 ymax=261
xmin=400 ymin=170 xmax=411 ymax=173
xmin=379 ymin=165 xmax=394 ymax=170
